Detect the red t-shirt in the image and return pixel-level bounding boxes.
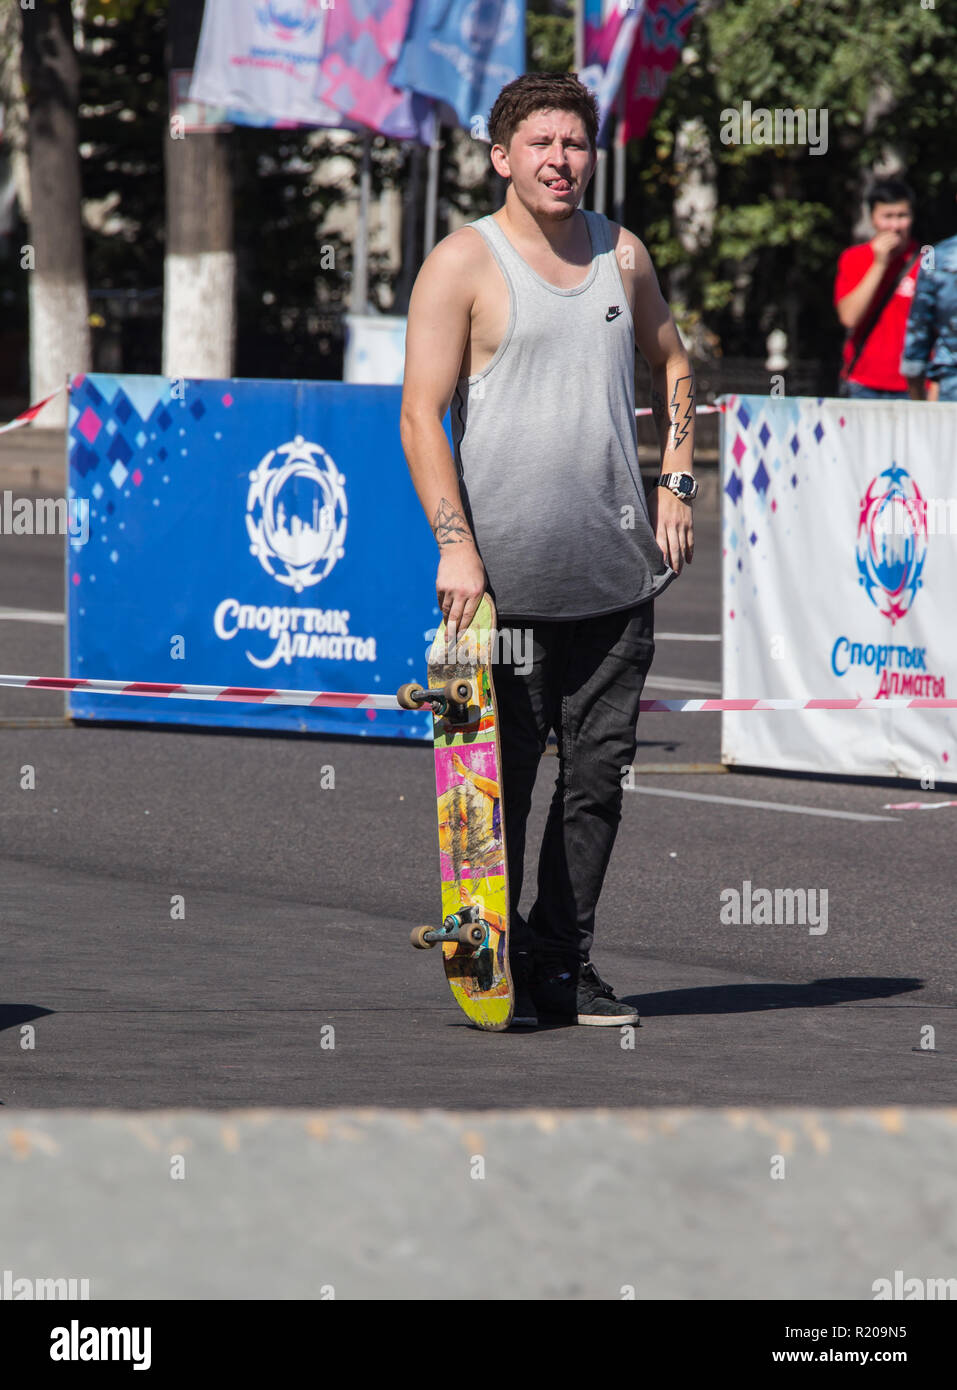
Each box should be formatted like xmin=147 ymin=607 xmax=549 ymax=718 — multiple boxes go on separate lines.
xmin=834 ymin=241 xmax=920 ymax=390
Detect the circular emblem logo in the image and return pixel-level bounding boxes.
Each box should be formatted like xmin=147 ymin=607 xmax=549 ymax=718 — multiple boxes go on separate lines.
xmin=246 ymin=436 xmax=347 ymax=592
xmin=256 ymin=0 xmax=323 ymax=42
xmin=856 ymin=464 xmax=927 ymax=624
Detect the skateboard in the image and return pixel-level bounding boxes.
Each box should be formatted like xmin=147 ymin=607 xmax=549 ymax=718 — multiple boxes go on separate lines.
xmin=396 ymin=594 xmax=513 ymax=1030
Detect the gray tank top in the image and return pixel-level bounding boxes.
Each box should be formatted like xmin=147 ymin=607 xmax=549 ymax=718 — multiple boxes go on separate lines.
xmin=449 ymin=209 xmax=674 ymax=621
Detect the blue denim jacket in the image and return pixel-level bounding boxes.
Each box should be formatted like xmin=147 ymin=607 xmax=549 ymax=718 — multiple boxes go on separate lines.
xmin=900 ymin=234 xmax=957 ymax=384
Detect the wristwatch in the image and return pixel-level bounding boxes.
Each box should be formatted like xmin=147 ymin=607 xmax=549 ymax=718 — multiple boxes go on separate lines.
xmin=656 ymin=471 xmax=698 ymax=501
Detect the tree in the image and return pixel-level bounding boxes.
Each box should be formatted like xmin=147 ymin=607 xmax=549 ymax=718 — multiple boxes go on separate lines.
xmin=20 ymin=0 xmax=91 ymax=424
xmin=163 ymin=0 xmax=235 ymax=377
xmin=630 ymin=0 xmax=957 ymax=380
xmin=78 ymin=0 xmax=167 ymax=374
xmin=0 ymin=3 xmax=30 ymax=407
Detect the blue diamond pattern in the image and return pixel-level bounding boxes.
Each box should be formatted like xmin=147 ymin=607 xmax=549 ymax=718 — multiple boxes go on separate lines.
xmin=737 ymin=403 xmax=751 ymax=429
xmin=814 ymin=422 xmax=824 ymax=444
xmin=73 ymin=443 xmax=99 ymax=477
xmin=759 ymin=422 xmax=771 ymax=448
xmin=752 ymin=461 xmax=770 ymax=495
xmin=725 ymin=473 xmax=743 ymax=505
xmin=107 ymin=433 xmax=133 ymax=466
xmin=790 ymin=433 xmax=800 ymax=455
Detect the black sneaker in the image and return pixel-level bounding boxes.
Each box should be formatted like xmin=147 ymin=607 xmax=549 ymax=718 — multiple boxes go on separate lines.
xmin=534 ymin=959 xmax=639 ymax=1026
xmin=576 ymin=962 xmax=640 ymax=1027
xmin=509 ymin=951 xmax=538 ymax=1028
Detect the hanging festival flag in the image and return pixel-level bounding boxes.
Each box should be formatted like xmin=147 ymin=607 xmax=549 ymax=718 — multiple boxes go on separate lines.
xmin=579 ymin=0 xmax=646 ymax=148
xmin=620 ymin=0 xmax=697 ymax=141
xmin=315 ymin=0 xmax=437 ymax=144
xmin=188 ymin=0 xmax=358 ymax=129
xmin=389 ymin=0 xmax=526 ymax=135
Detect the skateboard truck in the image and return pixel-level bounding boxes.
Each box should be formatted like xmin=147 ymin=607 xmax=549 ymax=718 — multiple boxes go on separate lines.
xmin=410 ymin=904 xmax=489 ymax=951
xmin=397 ymin=679 xmax=474 ymax=724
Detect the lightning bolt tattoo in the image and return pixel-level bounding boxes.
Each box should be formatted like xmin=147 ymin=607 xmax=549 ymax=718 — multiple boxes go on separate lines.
xmin=669 ymin=375 xmax=695 ymax=451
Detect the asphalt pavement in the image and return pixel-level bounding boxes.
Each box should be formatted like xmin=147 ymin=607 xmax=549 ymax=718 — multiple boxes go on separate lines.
xmin=1 ymin=467 xmax=953 ymax=1112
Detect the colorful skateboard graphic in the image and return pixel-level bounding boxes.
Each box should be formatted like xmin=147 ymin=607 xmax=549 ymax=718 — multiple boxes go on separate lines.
xmin=397 ymin=595 xmax=513 ymax=1030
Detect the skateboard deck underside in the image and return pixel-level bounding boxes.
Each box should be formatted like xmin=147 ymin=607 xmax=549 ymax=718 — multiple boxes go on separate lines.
xmin=427 ymin=597 xmax=512 ymax=1030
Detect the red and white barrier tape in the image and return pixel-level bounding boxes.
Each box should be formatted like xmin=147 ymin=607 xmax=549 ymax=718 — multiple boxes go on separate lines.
xmin=883 ymin=800 xmax=957 ymax=811
xmin=0 ymin=674 xmax=398 ymax=710
xmin=0 ymin=388 xmax=65 ymax=435
xmin=0 ymin=674 xmax=954 ymax=715
xmin=3 ymin=393 xmax=719 ymax=432
xmin=634 ymin=403 xmax=725 ymax=418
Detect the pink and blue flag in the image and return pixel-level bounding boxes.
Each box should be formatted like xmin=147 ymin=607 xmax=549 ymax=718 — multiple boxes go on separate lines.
xmin=316 ymin=0 xmax=438 ymax=143
xmin=582 ymin=0 xmax=697 ymax=145
xmin=620 ymin=0 xmax=697 ymax=140
xmin=390 ymin=0 xmax=526 ymax=134
xmin=579 ymin=0 xmax=646 ymax=147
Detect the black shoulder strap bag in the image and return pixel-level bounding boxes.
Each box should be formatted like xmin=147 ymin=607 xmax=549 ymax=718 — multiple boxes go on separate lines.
xmin=838 ymin=248 xmax=921 ymax=396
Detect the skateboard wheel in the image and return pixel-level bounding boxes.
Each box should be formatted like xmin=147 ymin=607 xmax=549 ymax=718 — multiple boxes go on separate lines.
xmin=464 ymin=924 xmax=486 ymax=947
xmin=443 ymin=678 xmax=472 ymax=705
xmin=396 ymin=682 xmax=425 ymax=710
xmin=410 ymin=924 xmax=438 ymax=949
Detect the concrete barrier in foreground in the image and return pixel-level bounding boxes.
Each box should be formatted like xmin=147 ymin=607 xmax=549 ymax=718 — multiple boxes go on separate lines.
xmin=1 ymin=1107 xmax=955 ymax=1300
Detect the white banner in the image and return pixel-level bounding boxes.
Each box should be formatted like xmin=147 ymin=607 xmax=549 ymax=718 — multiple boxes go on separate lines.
xmin=343 ymin=314 xmax=407 ymax=385
xmin=189 ymin=0 xmax=347 ymax=127
xmin=721 ymin=395 xmax=957 ymax=781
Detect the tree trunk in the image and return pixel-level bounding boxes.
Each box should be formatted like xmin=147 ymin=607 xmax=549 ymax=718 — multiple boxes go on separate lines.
xmin=20 ymin=0 xmax=91 ymax=426
xmin=163 ymin=0 xmax=235 ymax=378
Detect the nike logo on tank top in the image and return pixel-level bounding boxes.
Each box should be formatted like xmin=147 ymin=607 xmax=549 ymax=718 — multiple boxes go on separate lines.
xmin=450 ymin=209 xmax=675 ymax=621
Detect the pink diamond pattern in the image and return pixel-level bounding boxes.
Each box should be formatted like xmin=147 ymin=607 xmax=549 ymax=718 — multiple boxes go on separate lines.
xmin=77 ymin=407 xmax=102 ymax=444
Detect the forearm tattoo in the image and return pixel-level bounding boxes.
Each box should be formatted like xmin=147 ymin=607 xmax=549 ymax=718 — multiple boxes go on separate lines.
xmin=432 ymin=497 xmax=472 ymax=547
xmin=669 ymin=375 xmax=695 ymax=450
xmin=651 ymin=376 xmax=695 ymax=452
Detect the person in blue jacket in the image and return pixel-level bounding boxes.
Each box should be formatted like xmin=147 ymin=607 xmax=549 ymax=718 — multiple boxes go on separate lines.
xmin=900 ymin=202 xmax=957 ymax=402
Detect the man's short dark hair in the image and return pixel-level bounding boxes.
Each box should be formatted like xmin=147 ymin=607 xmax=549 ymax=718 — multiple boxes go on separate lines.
xmin=488 ymin=72 xmax=599 ymax=157
xmin=866 ymin=177 xmax=915 ymax=210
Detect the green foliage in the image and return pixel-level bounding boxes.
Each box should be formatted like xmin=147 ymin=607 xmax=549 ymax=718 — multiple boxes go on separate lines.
xmin=27 ymin=0 xmax=957 ymax=381
xmin=527 ymin=13 xmax=575 ymax=74
xmin=629 ymin=0 xmax=957 ymax=372
xmin=79 ymin=3 xmax=167 ymax=289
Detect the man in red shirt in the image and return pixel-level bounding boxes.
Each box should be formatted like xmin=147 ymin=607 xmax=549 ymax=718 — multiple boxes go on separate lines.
xmin=834 ymin=178 xmax=921 ymax=398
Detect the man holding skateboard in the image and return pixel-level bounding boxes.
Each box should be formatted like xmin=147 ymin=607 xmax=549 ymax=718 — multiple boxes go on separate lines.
xmin=400 ymin=72 xmax=695 ymax=1026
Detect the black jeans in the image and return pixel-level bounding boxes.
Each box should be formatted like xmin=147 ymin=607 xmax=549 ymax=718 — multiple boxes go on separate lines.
xmin=491 ymin=601 xmax=655 ymax=966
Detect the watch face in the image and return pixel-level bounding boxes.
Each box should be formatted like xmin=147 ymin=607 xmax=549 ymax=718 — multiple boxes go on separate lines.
xmin=678 ymin=475 xmax=694 ymax=494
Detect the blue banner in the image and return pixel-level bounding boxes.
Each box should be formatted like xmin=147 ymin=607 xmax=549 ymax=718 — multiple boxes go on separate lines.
xmin=66 ymin=375 xmax=441 ymax=740
xmin=390 ymin=0 xmax=525 ymax=132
